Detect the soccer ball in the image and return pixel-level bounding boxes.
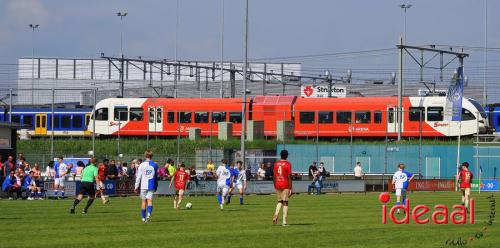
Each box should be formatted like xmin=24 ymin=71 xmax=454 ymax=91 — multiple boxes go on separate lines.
xmin=186 ymin=202 xmax=193 ymax=209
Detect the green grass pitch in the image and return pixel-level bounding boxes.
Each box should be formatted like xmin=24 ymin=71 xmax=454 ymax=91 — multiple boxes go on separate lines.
xmin=1 ymin=192 xmax=498 ymax=248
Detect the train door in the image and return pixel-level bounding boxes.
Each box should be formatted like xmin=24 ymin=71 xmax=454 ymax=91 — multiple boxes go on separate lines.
xmin=84 ymin=113 xmax=92 ymax=135
xmin=386 ymin=106 xmax=403 ymax=134
xmin=148 ymin=107 xmax=163 ymax=133
xmin=35 ymin=113 xmax=47 ymax=135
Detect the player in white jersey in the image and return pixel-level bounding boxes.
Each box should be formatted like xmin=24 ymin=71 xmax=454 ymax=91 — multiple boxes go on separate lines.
xmin=134 ymin=150 xmax=158 ymax=222
xmin=234 ymin=161 xmax=247 ymax=205
xmin=392 ymin=164 xmax=408 ymax=213
xmin=54 ymin=156 xmax=68 ymax=198
xmin=216 ymin=159 xmax=232 ymax=210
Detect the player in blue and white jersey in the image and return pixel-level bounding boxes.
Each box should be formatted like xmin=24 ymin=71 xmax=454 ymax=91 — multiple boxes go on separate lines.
xmin=399 ymin=163 xmax=414 ymax=206
xmin=392 ymin=163 xmax=414 ymax=213
xmin=226 ymin=162 xmax=239 ymax=205
xmin=234 ymin=161 xmax=247 ymax=205
xmin=216 ymin=159 xmax=232 ymax=210
xmin=54 ymin=156 xmax=68 ymax=198
xmin=134 ymin=150 xmax=158 ymax=222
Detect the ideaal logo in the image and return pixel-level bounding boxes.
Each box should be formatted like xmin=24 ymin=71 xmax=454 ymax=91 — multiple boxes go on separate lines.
xmin=378 ymin=192 xmax=474 ymax=224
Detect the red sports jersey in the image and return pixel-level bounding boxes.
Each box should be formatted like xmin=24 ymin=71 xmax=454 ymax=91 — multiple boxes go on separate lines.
xmin=459 ymin=170 xmax=473 ymax=189
xmin=274 ymin=160 xmax=292 ymax=190
xmin=174 ymin=170 xmax=190 ymax=190
xmin=98 ymin=164 xmax=107 ymax=181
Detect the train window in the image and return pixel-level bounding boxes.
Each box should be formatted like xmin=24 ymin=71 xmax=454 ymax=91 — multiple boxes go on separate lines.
xmin=179 ymin=112 xmax=192 ymax=123
xmin=73 ymin=115 xmax=83 ymax=128
xmin=195 ymin=112 xmax=209 ymax=123
xmin=53 ymin=115 xmax=61 ymax=129
xmin=85 ymin=115 xmax=90 ymax=127
xmin=149 ymin=108 xmax=154 ymax=123
xmin=130 ymin=108 xmax=144 ymax=121
xmin=461 ymin=109 xmax=476 ymax=121
xmin=336 ymin=111 xmax=352 ymax=124
xmin=61 ymin=115 xmax=71 ymax=128
xmin=36 ymin=116 xmax=41 ymax=128
xmin=409 ymin=107 xmax=425 ymax=121
xmin=95 ymin=108 xmax=108 ymax=121
xmin=388 ymin=108 xmax=394 ymax=123
xmin=212 ymin=112 xmax=226 ymax=123
xmin=318 ymin=111 xmax=333 ymax=124
xmin=23 ymin=115 xmax=33 ymax=126
xmin=42 ymin=116 xmax=47 ymax=128
xmin=374 ymin=111 xmax=382 ymax=124
xmin=11 ymin=115 xmax=20 ymax=123
xmin=427 ymin=107 xmax=443 ymax=121
xmin=355 ymin=111 xmax=371 ymax=124
xmin=114 ymin=107 xmax=128 ymax=121
xmin=167 ymin=112 xmax=175 ymax=123
xmin=229 ymin=112 xmax=242 ymax=123
xmin=156 ymin=108 xmax=162 ymax=123
xmin=299 ymin=112 xmax=315 ymax=124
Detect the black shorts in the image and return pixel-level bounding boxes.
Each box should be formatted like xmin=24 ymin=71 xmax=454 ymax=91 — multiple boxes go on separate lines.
xmin=79 ymin=182 xmax=96 ymax=196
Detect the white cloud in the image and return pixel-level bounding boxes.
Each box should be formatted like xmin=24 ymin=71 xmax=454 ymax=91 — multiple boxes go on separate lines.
xmin=7 ymin=0 xmax=49 ymax=26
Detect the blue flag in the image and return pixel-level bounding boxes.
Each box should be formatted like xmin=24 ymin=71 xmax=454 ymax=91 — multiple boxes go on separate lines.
xmin=446 ymin=67 xmax=464 ymax=121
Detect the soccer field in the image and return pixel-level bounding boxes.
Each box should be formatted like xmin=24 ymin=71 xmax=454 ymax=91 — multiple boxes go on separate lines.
xmin=1 ymin=192 xmax=498 ymax=248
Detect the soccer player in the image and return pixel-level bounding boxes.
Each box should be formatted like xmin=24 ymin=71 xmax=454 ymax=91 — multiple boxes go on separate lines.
xmin=399 ymin=163 xmax=414 ymax=206
xmin=234 ymin=161 xmax=247 ymax=205
xmin=456 ymin=162 xmax=473 ymax=212
xmin=54 ymin=156 xmax=67 ymax=199
xmin=216 ymin=159 xmax=232 ymax=210
xmin=273 ymin=150 xmax=292 ymax=226
xmin=134 ymin=150 xmax=158 ymax=222
xmin=392 ymin=163 xmax=411 ymax=213
xmin=226 ymin=162 xmax=238 ymax=205
xmin=169 ymin=163 xmax=190 ymax=210
xmin=95 ymin=161 xmax=109 ymax=204
xmin=70 ymin=157 xmax=99 ymax=214
xmin=25 ymin=171 xmax=41 ymax=200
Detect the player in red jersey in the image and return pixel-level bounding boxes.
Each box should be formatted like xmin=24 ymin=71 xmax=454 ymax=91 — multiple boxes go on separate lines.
xmin=273 ymin=150 xmax=293 ymax=226
xmin=169 ymin=163 xmax=190 ymax=210
xmin=95 ymin=161 xmax=109 ymax=204
xmin=456 ymin=162 xmax=473 ymax=211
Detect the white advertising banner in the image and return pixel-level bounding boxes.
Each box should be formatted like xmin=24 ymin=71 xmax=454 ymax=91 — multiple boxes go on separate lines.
xmin=301 ymin=85 xmax=346 ymax=98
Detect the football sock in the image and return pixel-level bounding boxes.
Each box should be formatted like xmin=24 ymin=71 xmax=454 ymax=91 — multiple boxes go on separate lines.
xmin=177 ymin=200 xmax=181 ymax=208
xmin=147 ymin=205 xmax=153 ymax=216
xmin=402 ymin=197 xmax=406 ymax=206
xmin=84 ymin=198 xmax=94 ymax=211
xmin=141 ymin=209 xmax=146 ymax=219
xmin=227 ymin=195 xmax=231 ymax=204
xmin=396 ymin=201 xmax=400 ymax=206
xmin=217 ymin=194 xmax=222 ymax=205
xmin=37 ymin=192 xmax=42 ymax=198
xmin=282 ymin=206 xmax=288 ymax=224
xmin=61 ymin=191 xmax=65 ymax=197
xmin=54 ymin=190 xmax=58 ymax=196
xmin=274 ymin=202 xmax=283 ymax=218
xmin=30 ymin=192 xmax=35 ymax=197
xmin=240 ymin=197 xmax=243 ymax=205
xmin=72 ymin=199 xmax=81 ymax=209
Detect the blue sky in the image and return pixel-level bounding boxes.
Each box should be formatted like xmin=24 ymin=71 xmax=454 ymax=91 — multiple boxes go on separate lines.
xmin=0 ymin=0 xmax=499 ymax=100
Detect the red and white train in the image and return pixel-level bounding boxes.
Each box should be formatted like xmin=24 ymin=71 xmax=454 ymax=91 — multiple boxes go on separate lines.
xmin=88 ymin=96 xmax=489 ymax=137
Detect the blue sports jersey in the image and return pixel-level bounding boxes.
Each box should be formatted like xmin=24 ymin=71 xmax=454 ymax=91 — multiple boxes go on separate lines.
xmin=230 ymin=167 xmax=238 ymax=184
xmin=135 ymin=160 xmax=158 ymax=191
xmin=402 ymin=170 xmax=413 ymax=189
xmin=24 ymin=176 xmax=32 ymax=187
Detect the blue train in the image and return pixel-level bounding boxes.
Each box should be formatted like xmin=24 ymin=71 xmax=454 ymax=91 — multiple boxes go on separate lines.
xmin=0 ymin=107 xmax=92 ymax=136
xmin=485 ymin=104 xmax=500 ymax=132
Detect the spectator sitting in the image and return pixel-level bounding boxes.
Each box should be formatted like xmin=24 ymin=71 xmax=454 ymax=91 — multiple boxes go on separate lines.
xmin=189 ymin=166 xmax=198 ymax=186
xmin=207 ymin=159 xmax=215 ymax=172
xmin=2 ymin=170 xmax=21 ymax=199
xmin=265 ymin=162 xmax=273 ymax=180
xmin=257 ymin=163 xmax=266 ymax=181
xmin=24 ymin=171 xmax=41 ymax=200
xmin=107 ymin=159 xmax=119 ymax=180
xmin=354 ymin=162 xmax=363 ymax=179
xmin=308 ymin=170 xmax=322 ymax=195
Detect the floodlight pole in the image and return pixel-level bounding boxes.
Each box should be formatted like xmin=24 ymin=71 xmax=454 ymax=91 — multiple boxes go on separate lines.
xmin=220 ymin=0 xmax=225 ymax=98
xmin=29 ymin=24 xmax=39 ymax=105
xmin=241 ymin=0 xmax=249 ymax=166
